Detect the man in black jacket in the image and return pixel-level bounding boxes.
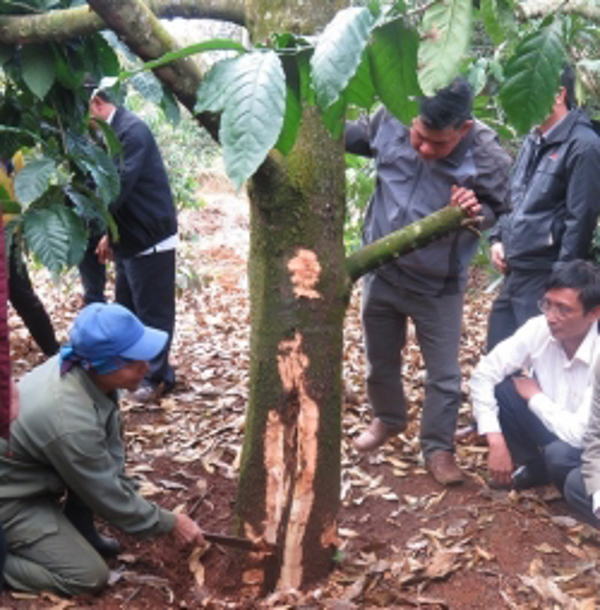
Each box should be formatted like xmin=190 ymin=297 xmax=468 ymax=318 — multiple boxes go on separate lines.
xmin=487 ymin=66 xmax=600 ymax=349
xmin=88 ymin=88 xmax=177 ymax=401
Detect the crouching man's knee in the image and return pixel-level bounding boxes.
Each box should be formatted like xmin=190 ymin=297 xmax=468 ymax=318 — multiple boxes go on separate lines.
xmin=67 ymin=555 xmax=110 ymax=596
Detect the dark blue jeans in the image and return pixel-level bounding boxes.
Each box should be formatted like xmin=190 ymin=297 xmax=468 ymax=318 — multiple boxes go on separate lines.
xmin=496 ymin=378 xmax=582 ymax=490
xmin=115 ymin=249 xmax=176 ymax=389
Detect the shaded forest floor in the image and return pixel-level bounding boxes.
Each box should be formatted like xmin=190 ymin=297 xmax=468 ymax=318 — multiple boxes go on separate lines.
xmin=3 ymin=185 xmax=600 ymax=609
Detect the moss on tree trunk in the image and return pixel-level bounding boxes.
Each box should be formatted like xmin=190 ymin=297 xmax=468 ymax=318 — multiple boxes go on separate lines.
xmin=236 ymin=102 xmax=347 ymax=589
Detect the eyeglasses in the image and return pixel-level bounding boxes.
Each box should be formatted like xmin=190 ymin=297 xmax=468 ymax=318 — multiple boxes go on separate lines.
xmin=537 ymin=298 xmax=579 ymax=319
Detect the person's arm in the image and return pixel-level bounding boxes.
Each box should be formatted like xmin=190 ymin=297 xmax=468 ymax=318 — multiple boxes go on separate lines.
xmin=524 ymin=382 xmax=592 ymax=448
xmin=345 ymin=115 xmax=373 ymax=157
xmin=557 ymin=139 xmax=600 ymax=264
xmin=582 ymin=358 xmax=600 ymax=512
xmin=470 ymin=126 xmax=512 ymax=230
xmin=44 ymin=427 xmax=176 ymax=537
xmin=469 ymin=321 xmax=537 ymax=435
xmin=110 ymin=118 xmax=151 ymax=214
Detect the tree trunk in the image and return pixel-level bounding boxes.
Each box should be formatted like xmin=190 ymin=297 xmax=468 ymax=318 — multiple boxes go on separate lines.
xmin=236 ymin=0 xmax=349 ymax=591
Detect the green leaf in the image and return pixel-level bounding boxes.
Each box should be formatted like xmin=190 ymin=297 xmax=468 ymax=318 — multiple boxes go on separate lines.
xmin=21 ymin=44 xmax=56 ymax=100
xmin=219 ymin=51 xmax=287 ymax=189
xmin=14 ymin=158 xmax=56 ymax=207
xmin=418 ymin=0 xmax=472 ymax=95
xmin=311 ymin=7 xmax=373 ymax=110
xmin=161 ymin=88 xmax=181 ymax=126
xmin=369 ymin=18 xmax=421 ymax=123
xmin=0 ymin=45 xmax=13 ymax=67
xmin=194 ymin=57 xmax=239 ymax=114
xmin=0 ymin=184 xmax=21 ymax=215
xmin=130 ymin=72 xmax=163 ymax=104
xmin=24 ymin=204 xmax=87 ymax=273
xmin=67 ymin=133 xmax=120 ymax=205
xmin=123 ymin=39 xmax=246 ymax=79
xmin=322 ymin=92 xmax=347 ymax=139
xmin=89 ymin=33 xmax=120 ymax=77
xmin=92 ymin=120 xmax=123 ymax=159
xmin=276 ymin=55 xmax=302 ymax=155
xmin=499 ymin=23 xmax=565 ymax=134
xmin=481 ymin=0 xmax=515 ymax=46
xmin=52 ymin=44 xmax=85 ymax=90
xmin=346 ymin=52 xmax=376 ymax=109
xmin=467 ymin=58 xmax=488 ymax=96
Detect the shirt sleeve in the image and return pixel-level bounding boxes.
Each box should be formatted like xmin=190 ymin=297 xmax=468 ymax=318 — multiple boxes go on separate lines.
xmin=470 ymin=319 xmax=539 ymax=435
xmin=528 ymin=385 xmax=592 ymax=448
xmin=345 ymin=115 xmax=373 ymax=157
xmin=43 ymin=427 xmax=175 ymax=537
xmin=110 ymin=119 xmax=150 ymax=214
xmin=593 ymin=491 xmax=600 ymax=518
xmin=558 ymin=137 xmax=600 ymax=264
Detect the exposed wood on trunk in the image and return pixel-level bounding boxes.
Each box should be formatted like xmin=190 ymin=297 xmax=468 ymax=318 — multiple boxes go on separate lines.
xmin=0 ymin=0 xmax=246 ymax=45
xmin=275 ymin=331 xmax=320 ymax=590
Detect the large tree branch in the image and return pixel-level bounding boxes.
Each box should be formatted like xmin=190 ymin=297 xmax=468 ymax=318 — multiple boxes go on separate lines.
xmin=517 ymin=0 xmax=600 ymax=22
xmin=87 ymin=0 xmax=218 ymax=139
xmin=345 ymin=206 xmax=476 ymax=283
xmin=0 ymin=0 xmax=246 ymax=45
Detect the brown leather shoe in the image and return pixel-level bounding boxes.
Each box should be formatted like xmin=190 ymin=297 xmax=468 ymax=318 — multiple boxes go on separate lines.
xmin=353 ymin=418 xmax=405 ymax=453
xmin=425 ymin=450 xmax=464 ymax=486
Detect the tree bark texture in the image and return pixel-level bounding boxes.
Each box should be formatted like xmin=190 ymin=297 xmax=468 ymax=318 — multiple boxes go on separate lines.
xmin=0 ymin=0 xmax=246 ymax=45
xmin=86 ymin=0 xmax=219 ymax=139
xmin=234 ymin=1 xmax=349 ymax=592
xmin=237 ymin=106 xmax=347 ymax=592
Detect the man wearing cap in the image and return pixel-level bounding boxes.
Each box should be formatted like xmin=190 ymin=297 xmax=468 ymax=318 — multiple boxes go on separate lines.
xmin=0 ymin=303 xmax=204 ymax=596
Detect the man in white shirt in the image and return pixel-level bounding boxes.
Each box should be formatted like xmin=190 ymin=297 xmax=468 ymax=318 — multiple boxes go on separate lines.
xmin=470 ymin=260 xmax=600 ymax=493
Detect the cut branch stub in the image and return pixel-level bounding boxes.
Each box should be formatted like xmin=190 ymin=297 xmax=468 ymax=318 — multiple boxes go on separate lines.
xmin=345 ymin=205 xmax=467 ymax=283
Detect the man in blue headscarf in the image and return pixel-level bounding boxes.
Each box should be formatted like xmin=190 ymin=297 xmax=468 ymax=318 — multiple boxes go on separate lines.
xmin=0 ymin=303 xmax=204 ymax=596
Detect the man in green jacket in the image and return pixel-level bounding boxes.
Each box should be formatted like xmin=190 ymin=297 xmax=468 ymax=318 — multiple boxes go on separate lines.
xmin=0 ymin=303 xmax=204 ymax=596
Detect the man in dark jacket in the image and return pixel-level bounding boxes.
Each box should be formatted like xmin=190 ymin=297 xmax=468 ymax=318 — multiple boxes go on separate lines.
xmin=88 ymin=88 xmax=177 ymax=401
xmin=346 ymin=79 xmax=511 ymax=485
xmin=487 ymin=66 xmax=600 ymax=349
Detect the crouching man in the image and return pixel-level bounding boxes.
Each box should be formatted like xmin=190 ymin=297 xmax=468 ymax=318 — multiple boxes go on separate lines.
xmin=562 ymin=356 xmax=600 ymax=528
xmin=470 ymin=260 xmax=600 ymax=492
xmin=0 ymin=303 xmax=204 ymax=596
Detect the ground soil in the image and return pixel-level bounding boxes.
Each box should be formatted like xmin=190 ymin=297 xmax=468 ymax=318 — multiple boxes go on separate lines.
xmin=1 ymin=189 xmax=598 ymax=609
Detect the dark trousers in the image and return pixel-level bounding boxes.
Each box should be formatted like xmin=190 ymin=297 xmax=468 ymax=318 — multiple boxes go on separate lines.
xmin=9 ymin=249 xmax=59 ymax=356
xmin=115 ymin=249 xmax=176 ymax=388
xmin=78 ymin=231 xmax=106 ymax=305
xmin=361 ymin=274 xmax=463 ymax=456
xmin=487 ymin=269 xmax=551 ymax=351
xmin=564 ymin=468 xmax=600 ymax=528
xmin=496 ymin=378 xmax=582 ymax=490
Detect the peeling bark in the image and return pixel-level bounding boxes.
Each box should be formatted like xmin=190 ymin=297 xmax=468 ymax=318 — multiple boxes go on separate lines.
xmin=0 ymin=0 xmax=246 ymax=45
xmin=275 ymin=331 xmax=320 ymax=590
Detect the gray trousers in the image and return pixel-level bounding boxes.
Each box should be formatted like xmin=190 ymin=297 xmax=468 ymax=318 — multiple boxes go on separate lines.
xmin=0 ymin=498 xmax=109 ymax=596
xmin=361 ymin=274 xmax=463 ymax=456
xmin=564 ymin=468 xmax=600 ymax=528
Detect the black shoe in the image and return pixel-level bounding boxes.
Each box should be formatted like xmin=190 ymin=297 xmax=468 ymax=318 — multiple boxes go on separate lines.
xmin=83 ymin=531 xmax=122 ymax=557
xmin=64 ymin=492 xmax=122 ymax=557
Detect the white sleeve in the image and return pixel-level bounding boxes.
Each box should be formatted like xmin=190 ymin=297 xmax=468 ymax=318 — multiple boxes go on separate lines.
xmin=528 ymin=385 xmax=593 ymax=448
xmin=593 ymin=490 xmax=600 ymax=519
xmin=470 ymin=319 xmax=541 ymax=435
